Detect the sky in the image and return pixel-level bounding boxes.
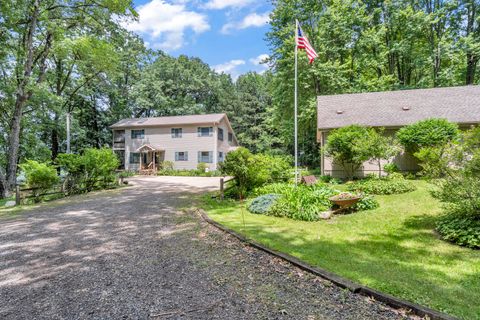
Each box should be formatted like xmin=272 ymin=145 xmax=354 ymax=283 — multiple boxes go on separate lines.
xmin=125 ymin=0 xmax=273 ymax=79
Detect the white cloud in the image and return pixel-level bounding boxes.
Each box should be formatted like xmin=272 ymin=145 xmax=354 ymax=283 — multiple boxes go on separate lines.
xmin=221 ymin=12 xmax=270 ymax=34
xmin=205 ymin=0 xmax=254 ymax=10
xmin=249 ymin=53 xmax=269 ymax=66
xmin=212 ymin=59 xmax=246 ymax=79
xmin=124 ymin=0 xmax=209 ymax=51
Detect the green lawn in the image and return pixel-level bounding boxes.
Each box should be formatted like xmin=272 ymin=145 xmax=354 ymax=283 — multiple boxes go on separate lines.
xmin=202 ymin=181 xmax=480 ymax=319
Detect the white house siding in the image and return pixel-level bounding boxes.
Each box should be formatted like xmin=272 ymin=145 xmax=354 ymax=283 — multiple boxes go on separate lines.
xmin=120 ymin=121 xmax=238 ymax=171
xmin=321 ymin=129 xmax=420 ymax=178
xmin=216 ymin=118 xmax=237 ymax=166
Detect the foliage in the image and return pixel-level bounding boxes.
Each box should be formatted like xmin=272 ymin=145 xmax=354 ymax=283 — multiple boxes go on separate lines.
xmin=383 ymin=163 xmax=399 ymax=175
xmin=220 ymin=148 xmax=292 ymax=198
xmin=247 ymin=194 xmax=281 ymax=214
xmin=367 ymin=128 xmax=401 ymax=177
xmin=252 ymin=182 xmax=296 ymax=197
xmin=436 ymin=214 xmax=480 ymax=249
xmin=19 ymin=160 xmax=59 ymax=202
xmin=348 ymin=175 xmax=416 ymax=195
xmin=323 ymin=125 xmax=373 ymax=179
xmin=157 ymin=169 xmax=222 ymax=177
xmin=56 ymin=148 xmax=119 ymax=193
xmin=353 ymin=195 xmax=379 ymax=211
xmin=396 ymin=119 xmax=459 ymax=152
xmin=203 ymin=181 xmax=480 ymax=319
xmin=161 ymin=161 xmax=174 ymax=170
xmin=197 ymin=162 xmax=208 ymax=172
xmin=414 ymin=145 xmax=450 ymax=178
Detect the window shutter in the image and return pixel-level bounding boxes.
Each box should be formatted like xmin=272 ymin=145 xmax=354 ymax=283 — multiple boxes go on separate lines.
xmin=209 ymin=151 xmax=213 ymax=163
xmin=175 ymin=152 xmax=178 ymax=161
xmin=185 ymin=152 xmax=188 ymax=161
xmin=198 ymin=151 xmax=201 ymax=162
xmin=129 ymin=153 xmax=133 ymax=163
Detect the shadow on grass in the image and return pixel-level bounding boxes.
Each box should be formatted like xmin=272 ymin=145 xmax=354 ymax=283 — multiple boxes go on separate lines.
xmin=204 ymin=198 xmax=480 ymax=319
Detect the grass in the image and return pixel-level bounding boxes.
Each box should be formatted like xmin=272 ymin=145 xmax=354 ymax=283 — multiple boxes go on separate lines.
xmin=202 ymin=180 xmax=480 ymax=319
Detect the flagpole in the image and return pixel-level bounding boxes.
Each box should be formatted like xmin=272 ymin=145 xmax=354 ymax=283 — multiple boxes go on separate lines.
xmin=294 ymin=19 xmax=299 ymax=186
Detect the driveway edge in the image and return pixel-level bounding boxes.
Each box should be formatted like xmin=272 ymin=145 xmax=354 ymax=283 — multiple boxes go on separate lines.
xmin=196 ymin=209 xmax=457 ymax=320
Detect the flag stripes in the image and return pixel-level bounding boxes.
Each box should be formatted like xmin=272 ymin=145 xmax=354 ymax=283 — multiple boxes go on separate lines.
xmin=296 ymin=23 xmax=318 ymax=64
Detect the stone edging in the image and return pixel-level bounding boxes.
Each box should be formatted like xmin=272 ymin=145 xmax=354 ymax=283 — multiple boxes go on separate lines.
xmin=197 ymin=209 xmax=457 ymax=320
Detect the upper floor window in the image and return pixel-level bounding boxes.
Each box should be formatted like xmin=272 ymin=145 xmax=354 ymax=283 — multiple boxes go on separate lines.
xmin=113 ymin=130 xmax=125 ymax=142
xmin=175 ymin=151 xmax=188 ymax=161
xmin=171 ymin=128 xmax=182 ymax=138
xmin=198 ymin=151 xmax=213 ymax=163
xmin=218 ymin=128 xmax=224 ymax=141
xmin=198 ymin=127 xmax=213 ymax=137
xmin=228 ymin=132 xmax=233 ymax=143
xmin=131 ymin=129 xmax=144 ymax=139
xmin=218 ymin=151 xmax=224 ymax=162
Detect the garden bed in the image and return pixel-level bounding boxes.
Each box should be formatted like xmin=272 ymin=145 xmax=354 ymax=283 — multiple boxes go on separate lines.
xmin=201 ymin=180 xmax=480 ymax=319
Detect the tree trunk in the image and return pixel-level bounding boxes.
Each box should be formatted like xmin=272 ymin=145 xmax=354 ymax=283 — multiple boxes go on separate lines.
xmin=6 ymin=0 xmax=40 ymax=191
xmin=466 ymin=53 xmax=478 ymax=85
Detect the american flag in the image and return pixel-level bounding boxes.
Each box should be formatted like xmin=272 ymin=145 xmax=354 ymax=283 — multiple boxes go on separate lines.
xmin=296 ymin=23 xmax=318 ymax=64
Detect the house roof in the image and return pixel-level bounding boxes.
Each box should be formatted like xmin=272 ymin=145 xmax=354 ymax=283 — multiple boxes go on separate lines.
xmin=110 ymin=113 xmax=227 ymax=129
xmin=317 ymin=85 xmax=480 ymax=130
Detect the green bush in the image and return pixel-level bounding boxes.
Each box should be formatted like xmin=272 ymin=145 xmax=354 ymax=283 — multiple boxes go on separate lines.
xmin=220 ymin=148 xmax=292 ymax=198
xmin=247 ymin=194 xmax=281 ymax=214
xmin=20 ymin=160 xmax=59 ymax=202
xmin=383 ymin=163 xmax=399 ymax=174
xmin=396 ymin=118 xmax=459 ymax=152
xmin=161 ymin=161 xmax=174 ymax=170
xmin=436 ymin=214 xmax=480 ymax=249
xmin=323 ymin=125 xmax=373 ymax=180
xmin=197 ymin=162 xmax=208 ymax=172
xmin=157 ymin=168 xmax=222 ymax=177
xmin=353 ymin=195 xmax=379 ymax=211
xmin=56 ymin=148 xmax=119 ymax=193
xmin=348 ymin=175 xmax=416 ymax=195
xmin=252 ymin=182 xmax=296 ymax=197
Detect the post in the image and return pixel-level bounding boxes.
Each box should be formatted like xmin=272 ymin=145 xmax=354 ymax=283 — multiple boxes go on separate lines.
xmin=15 ymin=185 xmax=20 ymax=205
xmin=294 ymin=19 xmax=299 ymax=185
xmin=66 ymin=112 xmax=71 ymax=154
xmin=220 ymin=178 xmax=224 ymax=200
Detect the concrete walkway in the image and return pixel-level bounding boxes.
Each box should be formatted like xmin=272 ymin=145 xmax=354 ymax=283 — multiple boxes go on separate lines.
xmin=0 ymin=176 xmax=409 ymax=319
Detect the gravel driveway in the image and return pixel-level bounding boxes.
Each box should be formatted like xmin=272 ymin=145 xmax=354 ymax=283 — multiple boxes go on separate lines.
xmin=0 ymin=176 xmax=411 ymax=319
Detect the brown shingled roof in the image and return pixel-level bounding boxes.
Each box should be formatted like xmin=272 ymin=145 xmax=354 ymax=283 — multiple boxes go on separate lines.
xmin=110 ymin=113 xmax=226 ymax=129
xmin=317 ymin=85 xmax=480 ymax=130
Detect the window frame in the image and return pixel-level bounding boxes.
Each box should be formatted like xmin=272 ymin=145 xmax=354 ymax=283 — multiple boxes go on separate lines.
xmin=171 ymin=128 xmax=182 ymax=138
xmin=197 ymin=127 xmax=213 ymax=137
xmin=175 ymin=151 xmax=188 ymax=161
xmin=228 ymin=132 xmax=233 ymax=143
xmin=218 ymin=151 xmax=224 ymax=162
xmin=131 ymin=129 xmax=145 ymax=139
xmin=198 ymin=151 xmax=213 ymax=163
xmin=218 ymin=128 xmax=224 ymax=141
xmin=129 ymin=152 xmax=141 ymax=164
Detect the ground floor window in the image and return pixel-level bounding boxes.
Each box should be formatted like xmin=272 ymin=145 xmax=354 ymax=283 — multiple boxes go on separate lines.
xmin=175 ymin=151 xmax=188 ymax=161
xmin=198 ymin=151 xmax=213 ymax=163
xmin=218 ymin=151 xmax=224 ymax=162
xmin=129 ymin=152 xmax=140 ymax=164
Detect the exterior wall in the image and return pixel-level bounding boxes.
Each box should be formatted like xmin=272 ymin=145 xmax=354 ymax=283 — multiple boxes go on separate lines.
xmin=321 ymin=129 xmax=420 ymax=178
xmin=114 ymin=120 xmax=238 ymax=172
xmin=216 ymin=117 xmax=238 ymax=166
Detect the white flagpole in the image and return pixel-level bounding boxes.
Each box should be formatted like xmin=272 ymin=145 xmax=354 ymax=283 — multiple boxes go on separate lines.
xmin=294 ymin=19 xmax=299 ymax=185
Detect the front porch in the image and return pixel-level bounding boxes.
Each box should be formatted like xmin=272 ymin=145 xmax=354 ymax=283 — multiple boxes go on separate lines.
xmin=137 ymin=144 xmax=165 ymax=175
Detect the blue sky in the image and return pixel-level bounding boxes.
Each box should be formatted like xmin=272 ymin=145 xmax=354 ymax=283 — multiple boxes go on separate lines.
xmin=127 ymin=0 xmax=273 ymax=79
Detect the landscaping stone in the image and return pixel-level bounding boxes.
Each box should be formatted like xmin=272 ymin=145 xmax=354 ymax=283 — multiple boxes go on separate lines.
xmin=4 ymin=200 xmax=15 ymax=207
xmin=319 ymin=210 xmax=333 ymax=219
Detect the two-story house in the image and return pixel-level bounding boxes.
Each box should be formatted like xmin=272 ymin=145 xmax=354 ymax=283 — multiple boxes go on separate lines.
xmin=110 ymin=113 xmax=239 ymax=172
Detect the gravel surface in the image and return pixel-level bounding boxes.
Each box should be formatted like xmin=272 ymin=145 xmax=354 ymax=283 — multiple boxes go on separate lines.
xmin=0 ymin=176 xmax=413 ymax=320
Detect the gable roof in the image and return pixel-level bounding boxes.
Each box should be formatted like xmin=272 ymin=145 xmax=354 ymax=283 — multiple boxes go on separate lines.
xmin=110 ymin=113 xmax=227 ymax=129
xmin=317 ymin=85 xmax=480 ymax=130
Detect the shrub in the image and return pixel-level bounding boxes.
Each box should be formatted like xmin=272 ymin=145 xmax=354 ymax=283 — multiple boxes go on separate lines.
xmin=247 ymin=194 xmax=281 ymax=214
xmin=396 ymin=118 xmax=459 ymax=152
xmin=161 ymin=161 xmax=174 ymax=170
xmin=383 ymin=163 xmax=399 ymax=174
xmin=252 ymin=182 xmax=296 ymax=197
xmin=56 ymin=148 xmax=119 ymax=193
xmin=20 ymin=160 xmax=59 ymax=202
xmin=367 ymin=128 xmax=401 ymax=177
xmin=348 ymin=175 xmax=416 ymax=195
xmin=323 ymin=125 xmax=373 ymax=180
xmin=353 ymin=195 xmax=379 ymax=211
xmin=197 ymin=162 xmax=208 ymax=172
xmin=436 ymin=214 xmax=480 ymax=249
xmin=220 ymin=148 xmax=292 ymax=198
xmin=261 ymin=183 xmax=337 ymax=221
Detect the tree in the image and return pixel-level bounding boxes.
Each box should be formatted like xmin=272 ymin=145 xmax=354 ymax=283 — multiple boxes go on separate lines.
xmin=323 ymin=125 xmax=373 ymax=179
xmin=396 ymin=118 xmax=459 ymax=152
xmin=366 ymin=128 xmax=401 ymax=177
